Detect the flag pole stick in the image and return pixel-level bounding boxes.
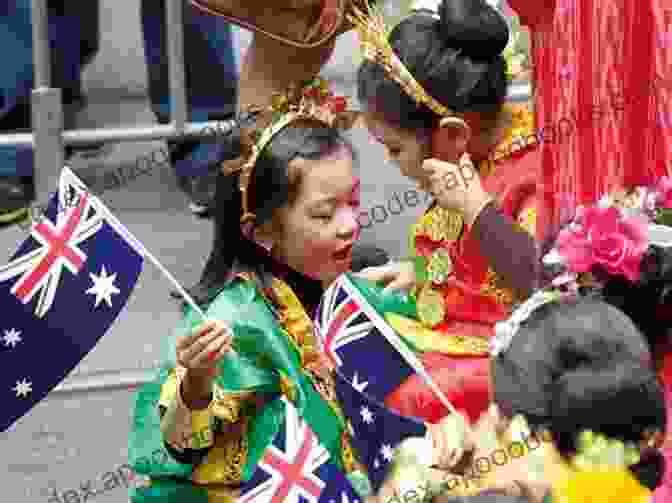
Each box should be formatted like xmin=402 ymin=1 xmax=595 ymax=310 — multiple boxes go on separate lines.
xmin=344 ymin=276 xmax=457 ymax=416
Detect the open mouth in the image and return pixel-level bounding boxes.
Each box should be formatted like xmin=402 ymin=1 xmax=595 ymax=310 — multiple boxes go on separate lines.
xmin=332 ymin=244 xmax=353 ymax=261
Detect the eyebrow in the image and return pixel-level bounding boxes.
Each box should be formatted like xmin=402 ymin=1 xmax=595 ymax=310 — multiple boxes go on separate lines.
xmin=310 ymin=185 xmax=359 ymax=206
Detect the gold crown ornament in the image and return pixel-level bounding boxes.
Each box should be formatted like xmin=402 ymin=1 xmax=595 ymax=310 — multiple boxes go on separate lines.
xmin=348 ymin=1 xmax=458 ymax=126
xmin=224 ymin=78 xmax=359 ymax=225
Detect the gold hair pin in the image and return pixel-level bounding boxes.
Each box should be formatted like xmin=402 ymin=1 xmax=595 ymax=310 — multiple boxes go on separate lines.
xmin=224 ymin=78 xmax=357 ymax=224
xmin=348 ymin=1 xmax=456 ymax=119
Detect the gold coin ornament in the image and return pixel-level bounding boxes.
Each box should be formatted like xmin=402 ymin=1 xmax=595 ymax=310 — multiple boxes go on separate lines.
xmin=417 ymin=284 xmax=446 ymax=328
xmin=415 ymin=206 xmax=464 ymax=243
xmin=427 ymin=247 xmax=452 ymax=284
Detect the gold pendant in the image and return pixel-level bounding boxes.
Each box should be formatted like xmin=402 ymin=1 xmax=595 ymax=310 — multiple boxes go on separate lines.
xmin=416 ymin=284 xmax=446 ymax=328
xmin=415 ymin=206 xmax=464 ymax=243
xmin=427 ymin=248 xmax=452 ymax=285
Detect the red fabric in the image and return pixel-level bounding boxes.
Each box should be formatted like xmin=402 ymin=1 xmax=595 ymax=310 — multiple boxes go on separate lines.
xmin=508 ymin=0 xmax=672 ymax=243
xmin=385 ymin=148 xmax=539 ymax=425
xmin=385 ymin=352 xmax=491 ymax=424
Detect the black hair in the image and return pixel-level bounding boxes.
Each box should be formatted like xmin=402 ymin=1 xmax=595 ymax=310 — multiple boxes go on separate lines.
xmin=190 ymin=119 xmax=355 ymax=306
xmin=356 ymin=0 xmax=509 ymax=131
xmin=492 ymin=298 xmax=667 ymax=490
xmin=599 ymin=245 xmax=672 ymax=360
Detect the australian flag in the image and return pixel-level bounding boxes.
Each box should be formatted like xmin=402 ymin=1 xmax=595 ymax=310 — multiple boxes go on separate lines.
xmin=0 ymin=167 xmax=144 ymax=432
xmin=239 ymin=397 xmax=363 ymax=503
xmin=315 ymin=274 xmax=416 ymax=403
xmin=334 ymin=370 xmax=427 ymax=492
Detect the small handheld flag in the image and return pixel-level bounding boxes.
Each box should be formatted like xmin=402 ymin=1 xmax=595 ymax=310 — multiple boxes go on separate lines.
xmin=0 ymin=166 xmax=211 ymax=432
xmin=333 ymin=370 xmax=427 ymax=492
xmin=316 ymin=274 xmax=456 ymax=414
xmin=239 ymin=397 xmax=364 ymax=503
xmin=0 ymin=168 xmax=145 ymax=432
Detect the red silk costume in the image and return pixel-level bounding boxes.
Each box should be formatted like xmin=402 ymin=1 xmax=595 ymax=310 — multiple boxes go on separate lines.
xmin=385 ymin=104 xmax=539 ymax=424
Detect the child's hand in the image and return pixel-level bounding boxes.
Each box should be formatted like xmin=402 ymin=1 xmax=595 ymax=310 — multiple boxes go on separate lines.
xmin=176 ymin=319 xmax=233 ymax=379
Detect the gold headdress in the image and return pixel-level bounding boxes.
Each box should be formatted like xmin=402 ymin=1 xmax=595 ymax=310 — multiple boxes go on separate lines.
xmin=349 ymin=1 xmax=521 ymax=122
xmin=224 ymin=78 xmax=358 ymax=225
xmin=348 ymin=1 xmax=456 ymax=122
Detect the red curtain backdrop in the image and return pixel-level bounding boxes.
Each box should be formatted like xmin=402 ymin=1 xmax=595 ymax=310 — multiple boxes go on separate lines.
xmin=508 ymin=0 xmax=672 ymax=243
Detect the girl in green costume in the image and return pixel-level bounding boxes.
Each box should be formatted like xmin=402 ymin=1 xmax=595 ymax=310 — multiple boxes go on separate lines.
xmin=126 ymin=79 xmax=465 ymax=503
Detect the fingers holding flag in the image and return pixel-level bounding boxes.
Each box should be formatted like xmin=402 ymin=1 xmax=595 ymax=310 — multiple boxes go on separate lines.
xmin=176 ymin=319 xmax=234 ymax=376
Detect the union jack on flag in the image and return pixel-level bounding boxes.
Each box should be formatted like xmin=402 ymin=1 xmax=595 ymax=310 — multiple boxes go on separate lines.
xmin=0 ymin=184 xmax=102 ymax=318
xmin=315 ymin=274 xmax=416 ymax=403
xmin=0 ymin=167 xmax=144 ymax=432
xmin=239 ymin=397 xmax=362 ymax=503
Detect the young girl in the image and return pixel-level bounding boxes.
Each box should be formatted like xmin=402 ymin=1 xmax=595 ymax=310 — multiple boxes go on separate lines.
xmin=127 ymin=79 xmax=462 ymax=503
xmin=351 ymin=0 xmax=540 ymax=424
xmin=474 ymin=297 xmax=666 ymax=503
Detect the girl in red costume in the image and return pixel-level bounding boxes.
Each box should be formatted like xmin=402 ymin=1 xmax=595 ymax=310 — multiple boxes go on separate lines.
xmin=352 ymin=0 xmax=540 ymax=425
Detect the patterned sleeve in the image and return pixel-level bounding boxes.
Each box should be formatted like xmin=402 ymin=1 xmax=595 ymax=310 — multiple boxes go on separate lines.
xmin=157 ymin=366 xmax=216 ymax=463
xmin=471 ymin=202 xmax=539 ymax=296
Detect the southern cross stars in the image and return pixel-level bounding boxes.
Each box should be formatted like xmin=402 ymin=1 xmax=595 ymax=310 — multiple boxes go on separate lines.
xmin=3 ymin=328 xmax=22 ymax=348
xmin=380 ymin=444 xmax=393 ymax=462
xmin=360 ymin=406 xmax=374 ymax=424
xmin=351 ymin=372 xmax=369 ymax=393
xmin=86 ymin=266 xmax=120 ymax=308
xmin=13 ymin=379 xmax=32 ymax=397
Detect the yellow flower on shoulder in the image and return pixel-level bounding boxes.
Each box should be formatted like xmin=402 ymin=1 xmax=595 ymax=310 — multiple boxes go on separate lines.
xmin=553 ymin=468 xmax=651 ymax=503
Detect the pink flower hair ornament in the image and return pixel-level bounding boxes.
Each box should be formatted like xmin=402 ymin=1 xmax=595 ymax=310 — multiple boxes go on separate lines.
xmin=546 ymin=179 xmax=672 ymax=283
xmin=491 ymin=178 xmax=672 ymax=357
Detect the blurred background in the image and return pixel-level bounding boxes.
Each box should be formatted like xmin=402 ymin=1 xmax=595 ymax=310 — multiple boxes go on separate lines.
xmin=0 ymin=1 xmax=531 ymax=501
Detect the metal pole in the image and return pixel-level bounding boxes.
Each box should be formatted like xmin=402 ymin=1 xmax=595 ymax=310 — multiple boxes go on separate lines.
xmin=166 ymin=0 xmax=188 ymax=130
xmin=0 ymin=119 xmax=238 ymax=147
xmin=30 ymin=0 xmax=65 ymax=205
xmin=30 ymin=0 xmax=50 ymax=87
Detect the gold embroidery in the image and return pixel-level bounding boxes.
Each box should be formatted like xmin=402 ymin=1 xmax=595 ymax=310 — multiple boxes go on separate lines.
xmin=385 ymin=313 xmax=489 ymax=356
xmin=278 ymin=370 xmax=297 ymax=403
xmin=211 ymin=385 xmax=254 ymax=423
xmin=413 ymin=206 xmax=464 ymax=243
xmin=341 ymin=431 xmax=356 ymax=473
xmin=479 ymin=103 xmax=536 ymax=178
xmin=427 ymin=248 xmax=453 ymax=284
xmin=205 ymin=487 xmax=238 ymax=503
xmin=517 ymin=207 xmax=537 ymax=236
xmin=268 ymin=278 xmax=357 ymax=472
xmin=416 ymin=283 xmax=446 ymax=328
xmin=271 ymin=278 xmax=323 ymax=368
xmin=480 ymin=268 xmax=516 ymax=306
xmin=192 ymin=420 xmax=248 ymax=485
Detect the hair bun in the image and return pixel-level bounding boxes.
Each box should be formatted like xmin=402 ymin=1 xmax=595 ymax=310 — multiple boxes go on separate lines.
xmin=549 ymin=361 xmax=666 ymax=456
xmin=438 ymin=0 xmax=509 ymax=59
